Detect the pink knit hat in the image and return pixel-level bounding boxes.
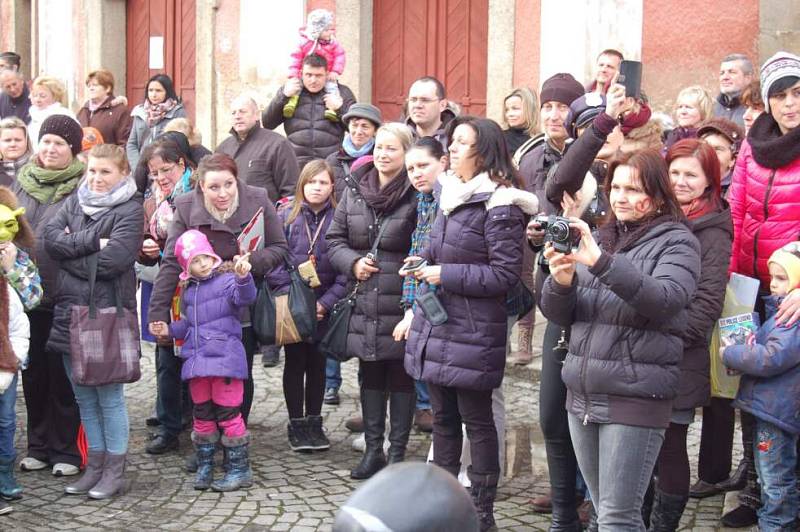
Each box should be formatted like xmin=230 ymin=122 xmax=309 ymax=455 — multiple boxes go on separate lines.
xmin=175 ymin=229 xmax=222 ymax=280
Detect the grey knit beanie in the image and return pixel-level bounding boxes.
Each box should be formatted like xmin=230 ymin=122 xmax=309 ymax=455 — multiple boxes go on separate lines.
xmin=306 ymin=9 xmax=334 ymax=41
xmin=760 ymin=51 xmax=800 ymax=113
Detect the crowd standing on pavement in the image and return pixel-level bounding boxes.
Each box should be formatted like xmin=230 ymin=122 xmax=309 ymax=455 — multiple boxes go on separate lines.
xmin=0 ymin=8 xmax=798 ymax=532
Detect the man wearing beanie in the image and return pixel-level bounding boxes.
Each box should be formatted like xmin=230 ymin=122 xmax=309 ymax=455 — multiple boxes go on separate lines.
xmin=11 ymin=112 xmax=85 ymax=478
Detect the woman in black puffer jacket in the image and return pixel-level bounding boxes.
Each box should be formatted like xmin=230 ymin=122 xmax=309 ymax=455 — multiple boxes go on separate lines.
xmin=540 ymin=149 xmax=701 ymax=531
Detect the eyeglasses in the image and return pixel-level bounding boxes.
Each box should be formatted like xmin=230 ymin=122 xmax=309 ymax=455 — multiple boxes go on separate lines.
xmin=408 ymin=97 xmax=440 ymax=105
xmin=149 ymin=164 xmax=179 ymax=179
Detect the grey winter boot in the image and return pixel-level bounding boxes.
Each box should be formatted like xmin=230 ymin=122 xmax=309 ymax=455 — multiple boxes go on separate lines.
xmin=648 ymin=487 xmax=689 ymax=532
xmin=468 ymin=468 xmax=499 ymax=532
xmin=88 ymin=453 xmax=128 ymax=499
xmin=0 ymin=456 xmax=22 ymax=500
xmin=211 ymin=433 xmax=253 ymax=492
xmin=64 ymin=450 xmax=105 ymax=496
xmin=192 ymin=431 xmax=218 ymax=491
xmin=387 ymin=392 xmax=415 ymax=464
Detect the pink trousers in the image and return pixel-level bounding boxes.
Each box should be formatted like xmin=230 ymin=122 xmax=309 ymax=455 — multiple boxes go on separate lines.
xmin=189 ymin=377 xmax=246 ymax=438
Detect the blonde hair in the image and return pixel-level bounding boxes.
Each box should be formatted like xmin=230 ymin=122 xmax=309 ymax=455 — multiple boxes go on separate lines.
xmin=31 ymin=75 xmax=68 ymax=107
xmin=376 ymin=122 xmax=413 ymax=152
xmin=88 ymin=144 xmax=130 ymax=174
xmin=164 ymin=117 xmax=203 ymax=146
xmin=0 ymin=116 xmax=28 ymax=137
xmin=675 ymin=85 xmax=713 ymax=122
xmin=286 ymin=159 xmax=336 ymax=225
xmin=502 ymin=87 xmax=540 ymax=136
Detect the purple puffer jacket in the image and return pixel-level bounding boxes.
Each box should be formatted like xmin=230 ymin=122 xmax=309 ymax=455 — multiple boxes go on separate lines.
xmin=169 ymin=270 xmax=257 ymax=381
xmin=266 ymin=200 xmax=348 ymax=340
xmin=404 ymin=181 xmax=537 ymax=390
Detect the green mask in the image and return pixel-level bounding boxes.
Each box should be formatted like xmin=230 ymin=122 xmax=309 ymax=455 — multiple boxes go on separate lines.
xmin=0 ymin=205 xmax=24 ymax=243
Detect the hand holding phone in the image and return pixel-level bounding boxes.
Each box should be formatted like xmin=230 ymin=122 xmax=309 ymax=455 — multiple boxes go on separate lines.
xmin=398 ymin=257 xmax=428 ymax=276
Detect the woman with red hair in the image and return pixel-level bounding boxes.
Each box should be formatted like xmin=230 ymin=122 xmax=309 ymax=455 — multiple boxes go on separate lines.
xmin=648 ymin=138 xmax=733 ymax=530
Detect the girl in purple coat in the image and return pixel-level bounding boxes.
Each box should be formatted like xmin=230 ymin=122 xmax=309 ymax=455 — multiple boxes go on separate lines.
xmin=267 ymin=159 xmax=347 ymax=452
xmin=150 ymin=229 xmax=256 ymax=493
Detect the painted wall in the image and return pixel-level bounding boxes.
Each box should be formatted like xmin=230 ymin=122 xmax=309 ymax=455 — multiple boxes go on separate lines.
xmin=642 ymin=0 xmax=759 ymax=114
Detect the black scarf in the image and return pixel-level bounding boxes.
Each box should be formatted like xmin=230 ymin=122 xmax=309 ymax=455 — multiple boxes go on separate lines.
xmin=597 ymin=214 xmax=677 ymax=254
xmin=358 ymin=166 xmax=411 ymax=215
xmin=748 ymin=112 xmax=800 ymax=169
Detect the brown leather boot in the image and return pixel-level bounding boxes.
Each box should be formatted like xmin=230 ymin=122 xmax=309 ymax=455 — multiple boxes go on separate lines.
xmin=509 ymin=321 xmax=534 ymax=365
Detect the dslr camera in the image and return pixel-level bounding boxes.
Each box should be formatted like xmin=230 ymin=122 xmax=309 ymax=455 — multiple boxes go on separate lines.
xmin=534 ymin=214 xmax=581 ymax=254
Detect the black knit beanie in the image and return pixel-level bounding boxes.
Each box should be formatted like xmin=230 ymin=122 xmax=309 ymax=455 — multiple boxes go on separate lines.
xmin=540 ymin=73 xmax=585 ymax=107
xmin=38 ymin=115 xmax=84 ymax=156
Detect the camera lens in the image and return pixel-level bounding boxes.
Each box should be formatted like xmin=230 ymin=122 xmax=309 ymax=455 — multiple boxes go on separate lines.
xmin=550 ymin=221 xmax=570 ymax=241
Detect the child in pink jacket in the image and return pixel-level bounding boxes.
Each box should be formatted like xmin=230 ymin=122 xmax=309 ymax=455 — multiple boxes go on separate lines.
xmin=284 ymin=8 xmax=346 ymax=121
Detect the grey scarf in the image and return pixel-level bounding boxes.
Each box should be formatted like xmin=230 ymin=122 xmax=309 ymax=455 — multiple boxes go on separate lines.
xmin=78 ymin=175 xmax=138 ymax=219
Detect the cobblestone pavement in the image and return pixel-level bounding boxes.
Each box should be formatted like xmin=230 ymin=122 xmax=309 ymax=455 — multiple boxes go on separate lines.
xmin=6 ymin=313 xmax=750 ymax=531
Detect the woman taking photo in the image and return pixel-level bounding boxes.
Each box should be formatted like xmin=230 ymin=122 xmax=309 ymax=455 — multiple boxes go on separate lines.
xmin=404 ymin=116 xmax=538 ymax=531
xmin=326 ymin=123 xmax=417 ymax=480
xmin=267 ymin=159 xmax=347 ymax=452
xmin=0 ymin=117 xmax=32 ymax=186
xmin=127 ymin=74 xmax=186 ymax=171
xmin=719 ymin=51 xmax=800 ymax=529
xmin=44 ymin=144 xmax=142 ymax=499
xmin=138 ymin=138 xmax=197 ymax=455
xmin=646 ymin=139 xmax=732 ymax=530
xmin=540 ymin=149 xmax=701 ymax=530
xmin=147 ymin=153 xmax=288 ymax=430
xmin=76 ymin=69 xmax=132 ymax=147
xmin=13 ymin=115 xmax=85 ymax=477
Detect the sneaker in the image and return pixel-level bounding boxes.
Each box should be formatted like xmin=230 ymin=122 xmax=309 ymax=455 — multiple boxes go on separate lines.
xmin=323 ymin=387 xmax=340 ymax=406
xmin=720 ymin=505 xmax=758 ymax=528
xmin=0 ymin=499 xmax=11 ymax=515
xmin=351 ymin=433 xmax=390 ymax=453
xmin=288 ymin=418 xmax=313 ymax=452
xmin=52 ymin=463 xmax=80 ymax=477
xmin=146 ymin=433 xmax=180 ymax=455
xmin=19 ymin=457 xmax=47 ymax=471
xmin=413 ymin=408 xmax=433 ymax=433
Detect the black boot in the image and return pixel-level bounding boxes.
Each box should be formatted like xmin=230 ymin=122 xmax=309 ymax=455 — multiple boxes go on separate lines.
xmin=641 ymin=476 xmax=655 ymax=528
xmin=306 ymin=415 xmax=330 ymax=451
xmin=287 ymin=418 xmax=313 ymax=452
xmin=350 ymin=389 xmax=387 ymax=480
xmin=648 ymin=487 xmax=688 ymax=532
xmin=387 ymin=392 xmax=415 ymax=464
xmin=468 ymin=467 xmax=499 ymax=532
xmin=543 ymin=438 xmax=582 ymax=531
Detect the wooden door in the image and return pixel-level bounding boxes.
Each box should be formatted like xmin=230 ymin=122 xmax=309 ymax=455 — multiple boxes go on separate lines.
xmin=126 ymin=0 xmax=196 ymax=121
xmin=372 ymin=0 xmax=488 ymax=121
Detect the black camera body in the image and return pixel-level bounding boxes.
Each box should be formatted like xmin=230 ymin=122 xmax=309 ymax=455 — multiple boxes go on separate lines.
xmin=535 ymin=214 xmax=581 ymax=254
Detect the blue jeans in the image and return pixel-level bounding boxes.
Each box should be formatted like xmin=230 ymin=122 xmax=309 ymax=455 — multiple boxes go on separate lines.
xmin=0 ymin=373 xmax=17 ymax=462
xmin=568 ymin=414 xmax=665 ymax=531
xmin=415 ymin=380 xmax=431 ymax=410
xmin=754 ymin=418 xmax=799 ymax=531
xmin=63 ymin=356 xmax=129 ymax=454
xmin=325 ymin=356 xmax=341 ymax=391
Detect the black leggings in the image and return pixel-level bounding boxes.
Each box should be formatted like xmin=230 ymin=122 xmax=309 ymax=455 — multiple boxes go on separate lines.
xmin=360 ymin=359 xmax=414 ymax=393
xmin=282 ymin=341 xmax=326 ymax=419
xmin=655 ymin=422 xmax=691 ymax=496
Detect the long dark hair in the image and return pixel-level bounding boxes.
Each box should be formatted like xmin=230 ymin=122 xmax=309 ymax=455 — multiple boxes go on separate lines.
xmin=605 ymin=149 xmax=684 ymax=223
xmin=410 ymin=136 xmax=446 ymax=159
xmin=145 ymin=74 xmax=180 ymax=104
xmin=445 ymin=115 xmax=519 ymax=187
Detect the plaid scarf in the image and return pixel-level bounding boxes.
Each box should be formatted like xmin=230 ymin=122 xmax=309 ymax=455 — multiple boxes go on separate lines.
xmin=401 ymin=191 xmax=438 ymax=307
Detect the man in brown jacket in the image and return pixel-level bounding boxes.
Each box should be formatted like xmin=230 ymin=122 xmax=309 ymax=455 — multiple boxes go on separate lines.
xmin=216 ymin=95 xmax=299 ymax=203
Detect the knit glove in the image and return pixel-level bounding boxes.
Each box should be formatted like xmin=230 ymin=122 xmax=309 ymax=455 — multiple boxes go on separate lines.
xmin=0 ymin=371 xmax=13 ymax=394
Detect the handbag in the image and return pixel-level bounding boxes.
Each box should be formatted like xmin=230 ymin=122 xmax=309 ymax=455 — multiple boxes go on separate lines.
xmin=69 ymin=254 xmax=142 ymax=386
xmin=320 ymin=211 xmax=389 ymax=361
xmin=253 ymin=263 xmax=317 ymax=346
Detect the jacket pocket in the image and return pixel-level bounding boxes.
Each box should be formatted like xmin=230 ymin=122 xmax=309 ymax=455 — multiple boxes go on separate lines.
xmin=199 ymin=332 xmax=230 ymax=357
xmin=621 ymin=337 xmax=638 ymax=384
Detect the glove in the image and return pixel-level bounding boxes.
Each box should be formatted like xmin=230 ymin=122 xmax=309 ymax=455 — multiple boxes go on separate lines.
xmin=0 ymin=371 xmax=14 ymax=394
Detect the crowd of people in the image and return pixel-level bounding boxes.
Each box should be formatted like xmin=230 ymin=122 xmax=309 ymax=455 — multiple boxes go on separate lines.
xmin=0 ymin=8 xmax=798 ymax=532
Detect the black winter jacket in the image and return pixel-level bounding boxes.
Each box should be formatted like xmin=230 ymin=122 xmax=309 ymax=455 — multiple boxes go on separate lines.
xmin=262 ymin=85 xmax=356 ymax=168
xmin=540 ymin=219 xmax=701 ymax=428
xmin=43 ymin=193 xmax=144 ymax=355
xmin=326 ymin=165 xmax=417 ymax=362
xmin=675 ymin=206 xmax=733 ymax=410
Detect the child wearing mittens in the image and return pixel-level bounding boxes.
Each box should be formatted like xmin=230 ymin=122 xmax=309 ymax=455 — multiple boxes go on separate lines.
xmin=0 ymin=187 xmax=42 ymax=515
xmin=721 ymin=242 xmax=800 ymax=531
xmin=150 ymin=229 xmax=256 ymax=492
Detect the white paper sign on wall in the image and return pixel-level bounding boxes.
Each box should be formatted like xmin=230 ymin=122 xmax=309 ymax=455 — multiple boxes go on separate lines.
xmin=149 ymin=36 xmax=165 ymax=70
